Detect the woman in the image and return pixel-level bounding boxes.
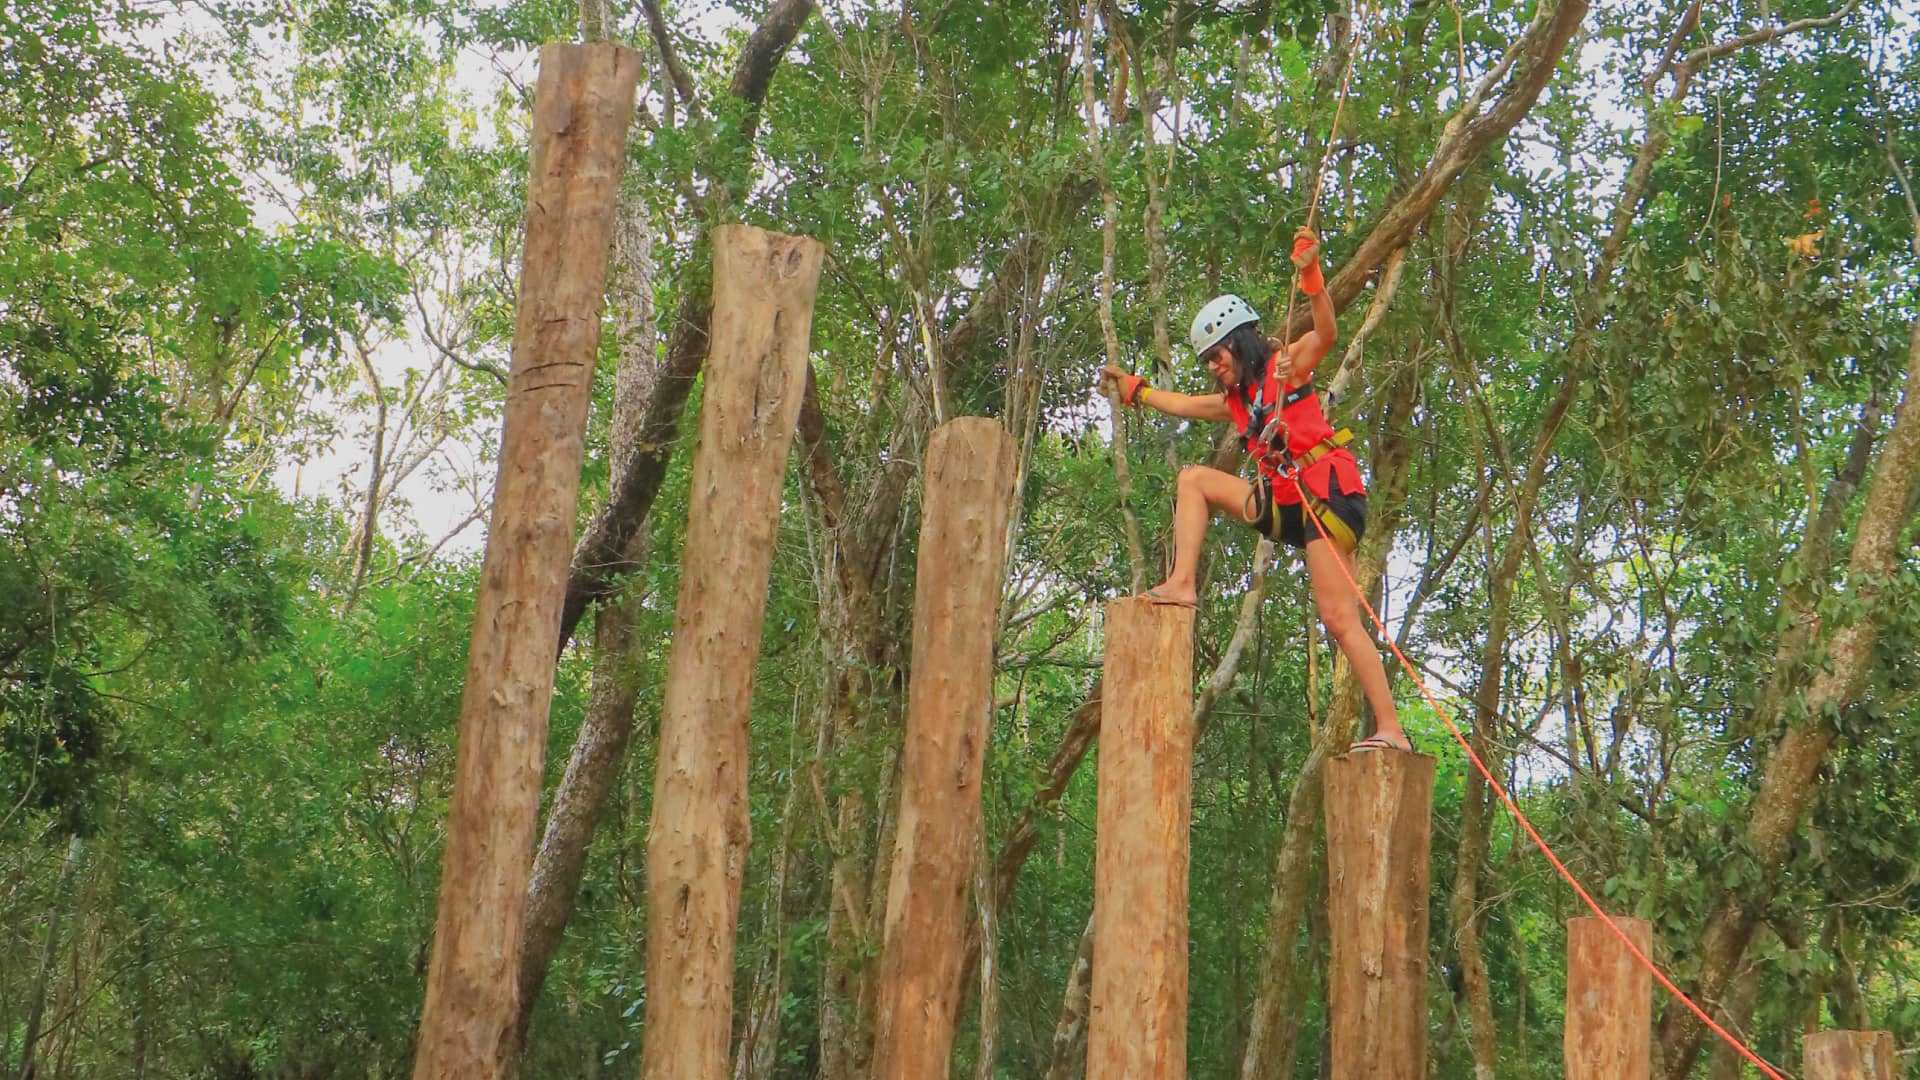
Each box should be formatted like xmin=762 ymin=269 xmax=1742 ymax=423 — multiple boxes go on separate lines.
xmin=1100 ymin=227 xmax=1409 ymax=753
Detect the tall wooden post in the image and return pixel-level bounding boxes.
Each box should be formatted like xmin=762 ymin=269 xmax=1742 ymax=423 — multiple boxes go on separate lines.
xmin=1088 ymin=598 xmax=1195 ymax=1080
xmin=1565 ymin=916 xmax=1652 ymax=1080
xmin=1806 ymin=1031 xmax=1900 ymax=1079
xmin=639 ymin=224 xmax=824 ymax=1080
xmin=1324 ymin=749 xmax=1434 ymax=1080
xmin=411 ymin=42 xmax=640 ymax=1080
xmin=870 ymin=418 xmax=1018 ymax=1080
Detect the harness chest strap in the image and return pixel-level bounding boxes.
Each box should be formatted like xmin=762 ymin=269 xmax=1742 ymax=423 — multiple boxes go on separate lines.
xmin=1247 ymin=425 xmax=1353 ymax=478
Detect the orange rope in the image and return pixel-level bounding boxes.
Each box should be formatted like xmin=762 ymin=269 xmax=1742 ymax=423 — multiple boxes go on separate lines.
xmin=1282 ymin=466 xmax=1791 ymax=1080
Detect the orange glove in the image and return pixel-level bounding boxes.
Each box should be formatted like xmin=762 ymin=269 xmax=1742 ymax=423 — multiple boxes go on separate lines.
xmin=1292 ymin=232 xmax=1325 ymax=296
xmin=1114 ymin=371 xmax=1148 ymax=406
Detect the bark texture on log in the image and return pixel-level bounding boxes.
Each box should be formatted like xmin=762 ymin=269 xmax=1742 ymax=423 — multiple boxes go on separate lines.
xmin=870 ymin=418 xmax=1018 ymax=1080
xmin=1565 ymin=916 xmax=1652 ymax=1080
xmin=512 ymin=174 xmax=659 ymax=1057
xmin=640 ymin=224 xmax=824 ymax=1080
xmin=1088 ymin=598 xmax=1195 ymax=1080
xmin=411 ymin=43 xmax=641 ymax=1080
xmin=1043 ymin=917 xmax=1097 ymax=1080
xmin=1324 ymin=749 xmax=1434 ymax=1080
xmin=1804 ymin=1031 xmax=1900 ymax=1080
xmin=512 ymin=529 xmax=649 ymax=1054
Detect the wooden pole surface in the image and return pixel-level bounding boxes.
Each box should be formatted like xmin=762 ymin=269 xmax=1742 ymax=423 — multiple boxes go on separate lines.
xmin=1565 ymin=916 xmax=1652 ymax=1080
xmin=411 ymin=41 xmax=640 ymax=1080
xmin=869 ymin=417 xmax=1019 ymax=1080
xmin=1323 ymin=749 xmax=1435 ymax=1080
xmin=639 ymin=223 xmax=824 ymax=1080
xmin=1805 ymin=1031 xmax=1900 ymax=1079
xmin=1088 ymin=598 xmax=1196 ymax=1080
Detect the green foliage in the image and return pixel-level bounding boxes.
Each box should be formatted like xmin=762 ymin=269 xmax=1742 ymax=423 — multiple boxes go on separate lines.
xmin=5 ymin=0 xmax=1920 ymax=1077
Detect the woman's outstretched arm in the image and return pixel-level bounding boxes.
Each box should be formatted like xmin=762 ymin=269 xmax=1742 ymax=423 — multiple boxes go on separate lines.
xmin=1100 ymin=366 xmax=1232 ymax=422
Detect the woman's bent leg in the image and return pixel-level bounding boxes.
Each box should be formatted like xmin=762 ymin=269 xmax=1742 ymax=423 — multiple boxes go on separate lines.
xmin=1143 ymin=466 xmax=1254 ymax=606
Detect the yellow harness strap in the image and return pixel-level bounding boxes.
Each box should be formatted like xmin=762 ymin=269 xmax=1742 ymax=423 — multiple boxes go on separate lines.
xmin=1288 ymin=429 xmax=1358 ymax=552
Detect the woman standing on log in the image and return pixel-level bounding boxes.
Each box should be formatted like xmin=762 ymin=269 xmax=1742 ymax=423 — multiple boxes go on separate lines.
xmin=1099 ymin=226 xmax=1409 ymax=753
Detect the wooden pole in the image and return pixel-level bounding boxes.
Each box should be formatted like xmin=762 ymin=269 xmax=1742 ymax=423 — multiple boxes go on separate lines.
xmin=1323 ymin=748 xmax=1434 ymax=1080
xmin=1088 ymin=598 xmax=1195 ymax=1080
xmin=639 ymin=223 xmax=824 ymax=1080
xmin=1805 ymin=1031 xmax=1900 ymax=1079
xmin=870 ymin=417 xmax=1019 ymax=1080
xmin=1565 ymin=916 xmax=1652 ymax=1080
xmin=411 ymin=41 xmax=640 ymax=1080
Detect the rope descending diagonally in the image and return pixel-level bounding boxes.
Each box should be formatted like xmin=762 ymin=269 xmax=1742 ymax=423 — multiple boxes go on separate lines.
xmin=1282 ymin=466 xmax=1792 ymax=1080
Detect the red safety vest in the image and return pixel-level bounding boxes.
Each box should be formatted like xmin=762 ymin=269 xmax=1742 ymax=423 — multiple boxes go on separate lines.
xmin=1223 ymin=348 xmax=1365 ymax=504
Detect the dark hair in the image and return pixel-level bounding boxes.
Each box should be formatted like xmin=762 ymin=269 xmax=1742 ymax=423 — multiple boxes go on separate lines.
xmin=1217 ymin=322 xmax=1273 ymax=390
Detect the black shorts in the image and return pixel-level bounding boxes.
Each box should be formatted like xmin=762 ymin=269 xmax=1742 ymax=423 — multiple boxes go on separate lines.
xmin=1248 ymin=471 xmax=1367 ymax=550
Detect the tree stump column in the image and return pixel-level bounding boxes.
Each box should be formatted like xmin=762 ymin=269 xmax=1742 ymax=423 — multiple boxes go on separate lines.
xmin=1565 ymin=915 xmax=1652 ymax=1080
xmin=1805 ymin=1031 xmax=1900 ymax=1079
xmin=412 ymin=41 xmax=641 ymax=1080
xmin=639 ymin=224 xmax=824 ymax=1080
xmin=1088 ymin=598 xmax=1196 ymax=1080
xmin=1324 ymin=749 xmax=1435 ymax=1080
xmin=870 ymin=417 xmax=1019 ymax=1080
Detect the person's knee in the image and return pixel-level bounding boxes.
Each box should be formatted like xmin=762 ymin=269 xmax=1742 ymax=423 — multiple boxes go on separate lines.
xmin=1177 ymin=465 xmax=1209 ymax=492
xmin=1318 ymin=599 xmax=1363 ymax=640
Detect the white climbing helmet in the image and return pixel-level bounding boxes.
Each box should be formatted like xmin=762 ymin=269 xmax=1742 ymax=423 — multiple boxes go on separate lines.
xmin=1188 ymin=294 xmax=1259 ymax=358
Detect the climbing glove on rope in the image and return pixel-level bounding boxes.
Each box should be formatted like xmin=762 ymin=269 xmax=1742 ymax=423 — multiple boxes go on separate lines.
xmin=1292 ymin=230 xmax=1325 ymax=296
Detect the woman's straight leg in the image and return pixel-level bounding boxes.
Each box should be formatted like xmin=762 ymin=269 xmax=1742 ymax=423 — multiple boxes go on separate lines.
xmin=1303 ymin=537 xmax=1407 ymax=746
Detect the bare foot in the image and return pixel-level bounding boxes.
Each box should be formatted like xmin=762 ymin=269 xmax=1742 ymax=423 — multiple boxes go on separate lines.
xmin=1139 ymin=582 xmax=1198 ymax=609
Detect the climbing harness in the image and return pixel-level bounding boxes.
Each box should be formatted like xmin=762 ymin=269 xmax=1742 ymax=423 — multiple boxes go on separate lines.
xmin=1226 ymin=345 xmax=1363 ymax=553
xmin=1286 ymin=466 xmax=1793 ymax=1080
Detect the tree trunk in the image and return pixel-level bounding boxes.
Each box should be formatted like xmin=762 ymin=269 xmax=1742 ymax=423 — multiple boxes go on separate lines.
xmin=511 ymin=528 xmax=650 ymax=1052
xmin=16 ymin=835 xmax=81 ymax=1080
xmin=1324 ymin=751 xmax=1434 ymax=1080
xmin=1566 ymin=917 xmax=1652 ymax=1080
xmin=1827 ymin=912 xmax=1872 ymax=1032
xmin=411 ymin=43 xmax=641 ymax=1080
xmin=1088 ymin=599 xmax=1196 ymax=1080
xmin=729 ymin=763 xmax=803 ymax=1080
xmin=640 ymin=224 xmax=824 ymax=1080
xmin=971 ymin=831 xmax=1001 ymax=1080
xmin=1659 ymin=320 xmax=1920 ymax=1078
xmin=871 ymin=418 xmax=1018 ymax=1080
xmin=345 ymin=337 xmax=387 ymax=610
xmin=1043 ymin=916 xmax=1096 ymax=1080
xmin=1708 ymin=956 xmax=1763 ymax=1080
